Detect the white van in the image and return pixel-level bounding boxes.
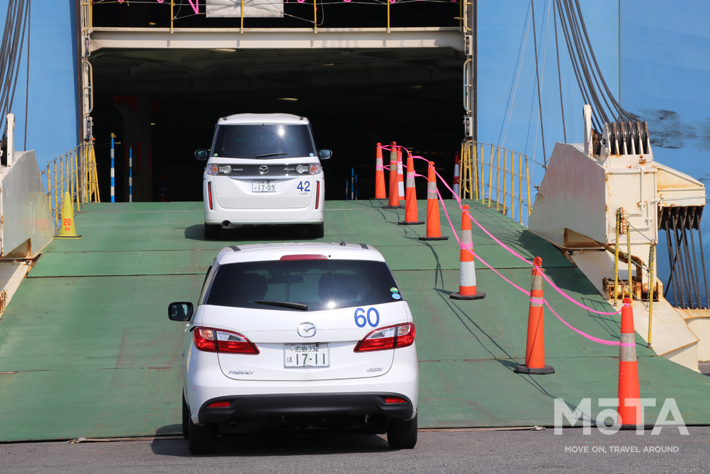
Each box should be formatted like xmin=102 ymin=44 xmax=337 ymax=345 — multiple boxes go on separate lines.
xmin=196 ymin=114 xmax=330 ymax=240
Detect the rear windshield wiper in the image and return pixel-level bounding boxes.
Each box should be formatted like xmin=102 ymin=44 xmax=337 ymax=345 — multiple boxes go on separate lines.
xmin=254 ymin=300 xmax=308 ymax=311
xmin=255 ymin=152 xmax=288 ymax=158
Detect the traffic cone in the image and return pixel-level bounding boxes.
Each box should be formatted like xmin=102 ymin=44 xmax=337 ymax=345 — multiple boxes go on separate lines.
xmin=617 ymin=298 xmax=641 ymax=426
xmin=450 ymin=205 xmax=484 ymax=299
xmin=399 ymin=152 xmax=424 ymax=225
xmin=515 ymin=257 xmax=554 ymax=374
xmin=418 ymin=161 xmax=449 ymax=241
xmin=397 ymin=148 xmax=405 ymax=202
xmin=383 ymin=142 xmax=403 ymax=209
xmin=55 ymin=191 xmax=82 ymax=239
xmin=453 ymin=151 xmax=460 ymax=199
xmin=375 ymin=143 xmax=387 ymax=199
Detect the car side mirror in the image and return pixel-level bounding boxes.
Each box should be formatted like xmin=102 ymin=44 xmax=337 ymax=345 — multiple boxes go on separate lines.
xmin=318 ymin=149 xmax=332 ymax=160
xmin=195 ymin=149 xmax=209 ymax=161
xmin=168 ymin=302 xmax=193 ymax=321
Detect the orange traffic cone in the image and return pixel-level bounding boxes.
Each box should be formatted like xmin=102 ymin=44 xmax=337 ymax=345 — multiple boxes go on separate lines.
xmin=383 ymin=142 xmax=403 ymax=209
xmin=375 ymin=143 xmax=387 ymax=199
xmin=450 ymin=205 xmax=484 ymax=299
xmin=418 ymin=161 xmax=449 ymax=241
xmin=618 ymin=298 xmax=641 ymax=426
xmin=399 ymin=152 xmax=424 ymax=225
xmin=397 ymin=148 xmax=405 ymax=202
xmin=55 ymin=191 xmax=82 ymax=239
xmin=515 ymin=257 xmax=554 ymax=374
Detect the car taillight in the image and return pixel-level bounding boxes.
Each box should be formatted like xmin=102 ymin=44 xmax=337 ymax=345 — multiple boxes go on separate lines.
xmin=309 ymin=163 xmax=321 ymax=175
xmin=207 ymin=182 xmax=213 ymax=210
xmin=193 ymin=327 xmax=259 ymax=354
xmin=353 ymin=323 xmax=415 ymax=352
xmin=315 ymin=181 xmax=320 ymax=209
xmin=385 ymin=397 xmax=407 ymax=404
xmin=280 ymin=254 xmax=328 ymax=261
xmin=208 ymin=401 xmax=230 ymax=408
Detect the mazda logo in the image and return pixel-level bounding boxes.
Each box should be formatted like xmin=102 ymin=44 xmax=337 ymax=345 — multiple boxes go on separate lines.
xmin=297 ymin=322 xmax=317 ymax=338
xmin=259 ymin=165 xmax=269 ymax=175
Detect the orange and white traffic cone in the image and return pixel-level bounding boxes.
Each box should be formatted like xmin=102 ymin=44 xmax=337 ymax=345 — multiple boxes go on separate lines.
xmin=450 ymin=205 xmax=484 ymax=300
xmin=397 ymin=148 xmax=405 ymax=202
xmin=453 ymin=151 xmax=460 ymax=199
xmin=418 ymin=161 xmax=449 ymax=241
xmin=399 ymin=152 xmax=424 ymax=225
xmin=375 ymin=143 xmax=387 ymax=199
xmin=383 ymin=142 xmax=403 ymax=209
xmin=618 ymin=298 xmax=641 ymax=426
xmin=515 ymin=257 xmax=555 ymax=374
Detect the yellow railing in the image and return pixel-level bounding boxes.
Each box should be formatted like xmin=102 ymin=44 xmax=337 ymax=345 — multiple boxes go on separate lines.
xmin=459 ymin=141 xmax=538 ymax=225
xmin=611 ymin=208 xmax=656 ymax=347
xmin=40 ymin=142 xmax=101 ymax=232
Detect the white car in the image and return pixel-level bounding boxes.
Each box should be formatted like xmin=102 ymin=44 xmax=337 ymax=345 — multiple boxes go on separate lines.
xmin=196 ymin=113 xmax=330 ymax=240
xmin=169 ymin=242 xmax=419 ymax=454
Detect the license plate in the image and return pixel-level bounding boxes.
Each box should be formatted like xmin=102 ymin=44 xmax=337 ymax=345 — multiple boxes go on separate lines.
xmin=252 ymin=180 xmax=275 ymax=192
xmin=284 ymin=343 xmax=330 ymax=368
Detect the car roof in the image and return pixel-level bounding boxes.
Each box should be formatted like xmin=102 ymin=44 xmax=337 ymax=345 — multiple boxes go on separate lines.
xmin=218 ymin=113 xmax=309 ymax=125
xmin=214 ymin=242 xmax=385 ymax=265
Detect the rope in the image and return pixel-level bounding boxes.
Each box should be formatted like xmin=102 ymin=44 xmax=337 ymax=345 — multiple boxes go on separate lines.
xmin=553 ymin=0 xmax=566 ymax=142
xmin=530 ymin=0 xmax=547 ymax=167
xmin=23 ymin=0 xmax=30 ymax=150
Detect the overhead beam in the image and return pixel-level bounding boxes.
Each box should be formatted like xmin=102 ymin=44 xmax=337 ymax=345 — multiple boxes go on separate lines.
xmin=88 ymin=27 xmax=464 ymax=54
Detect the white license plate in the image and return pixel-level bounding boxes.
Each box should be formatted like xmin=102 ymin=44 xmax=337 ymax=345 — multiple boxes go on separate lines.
xmin=284 ymin=343 xmax=330 ymax=368
xmin=252 ymin=180 xmax=275 ymax=192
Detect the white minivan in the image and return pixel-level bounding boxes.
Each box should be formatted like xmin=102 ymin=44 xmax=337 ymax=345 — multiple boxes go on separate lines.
xmin=196 ymin=114 xmax=330 ymax=240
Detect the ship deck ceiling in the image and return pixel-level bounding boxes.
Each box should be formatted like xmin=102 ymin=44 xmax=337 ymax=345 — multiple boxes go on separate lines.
xmin=1 ymin=200 xmax=709 ymax=441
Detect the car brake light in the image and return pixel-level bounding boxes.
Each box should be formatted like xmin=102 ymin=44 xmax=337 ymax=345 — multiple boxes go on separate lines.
xmin=315 ymin=181 xmax=320 ymax=210
xmin=354 ymin=323 xmax=415 ymax=352
xmin=208 ymin=401 xmax=230 ymax=408
xmin=385 ymin=397 xmax=407 ymax=404
xmin=207 ymin=182 xmax=213 ymax=210
xmin=280 ymin=254 xmax=328 ymax=261
xmin=193 ymin=327 xmax=259 ymax=354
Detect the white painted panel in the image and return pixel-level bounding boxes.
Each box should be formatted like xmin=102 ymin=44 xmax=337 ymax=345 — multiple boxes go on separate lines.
xmin=207 ymin=0 xmax=284 ymax=18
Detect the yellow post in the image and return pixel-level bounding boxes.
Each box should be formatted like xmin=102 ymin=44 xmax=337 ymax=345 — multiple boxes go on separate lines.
xmin=510 ymin=150 xmax=515 ymax=221
xmin=53 ymin=159 xmax=58 ymax=229
xmin=478 ymin=142 xmax=483 ymax=200
xmin=171 ymin=0 xmax=174 ymax=32
xmin=502 ymin=149 xmax=507 ymax=214
xmin=47 ymin=166 xmax=52 ymax=225
xmin=495 ymin=147 xmax=500 ymax=211
xmin=518 ymin=153 xmax=523 ymax=224
xmin=241 ymin=0 xmax=244 ymax=33
xmin=648 ymin=243 xmax=655 ymax=347
xmin=471 ymin=142 xmax=481 ymax=201
xmin=60 ymin=154 xmax=65 ymax=202
xmin=387 ymin=0 xmax=391 ymax=33
xmin=93 ymin=146 xmax=101 ymax=202
xmin=627 ymin=213 xmax=633 ymax=299
xmin=613 ymin=209 xmax=621 ymax=305
xmin=488 ymin=145 xmax=493 ymax=208
xmin=313 ymin=0 xmax=317 ymax=32
xmin=525 ymin=156 xmax=531 ymax=216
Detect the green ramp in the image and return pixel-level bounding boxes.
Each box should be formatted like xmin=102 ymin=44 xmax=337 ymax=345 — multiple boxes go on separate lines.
xmin=0 ymin=200 xmax=708 ymax=442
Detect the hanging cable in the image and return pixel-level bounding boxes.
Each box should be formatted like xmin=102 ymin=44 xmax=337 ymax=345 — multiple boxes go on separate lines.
xmin=531 ymin=0 xmax=547 ymax=166
xmin=553 ymin=0 xmax=566 ymax=142
xmin=24 ymin=0 xmax=30 ymax=150
xmin=0 ymin=0 xmax=30 ymax=139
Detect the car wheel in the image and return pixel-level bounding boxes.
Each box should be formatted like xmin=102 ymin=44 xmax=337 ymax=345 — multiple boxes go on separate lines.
xmin=387 ymin=414 xmax=418 ymax=449
xmin=309 ymin=222 xmax=324 ymax=238
xmin=204 ymin=223 xmax=220 ymax=240
xmin=188 ymin=418 xmax=217 ymax=455
xmin=182 ymin=394 xmax=189 ymax=440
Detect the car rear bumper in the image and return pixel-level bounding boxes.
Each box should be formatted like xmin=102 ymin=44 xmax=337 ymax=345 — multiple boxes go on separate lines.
xmin=198 ymin=392 xmax=414 ymax=424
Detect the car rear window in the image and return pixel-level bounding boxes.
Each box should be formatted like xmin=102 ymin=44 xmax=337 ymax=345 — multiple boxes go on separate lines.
xmin=211 ymin=124 xmax=317 ymax=159
xmin=204 ymin=259 xmax=403 ymax=311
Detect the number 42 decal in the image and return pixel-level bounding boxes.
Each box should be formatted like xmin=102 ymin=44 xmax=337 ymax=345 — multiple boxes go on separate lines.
xmin=354 ymin=307 xmax=380 ymax=328
xmin=296 ymin=181 xmax=311 ymax=192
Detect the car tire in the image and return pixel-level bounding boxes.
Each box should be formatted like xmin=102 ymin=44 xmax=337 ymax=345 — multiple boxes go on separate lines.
xmin=182 ymin=394 xmax=190 ymax=440
xmin=204 ymin=223 xmax=220 ymax=240
xmin=188 ymin=418 xmax=217 ymax=455
xmin=309 ymin=222 xmax=324 ymax=238
xmin=387 ymin=414 xmax=418 ymax=449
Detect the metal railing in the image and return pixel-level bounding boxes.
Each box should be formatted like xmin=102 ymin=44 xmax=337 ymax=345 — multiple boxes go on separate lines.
xmin=459 ymin=141 xmax=542 ymax=226
xmin=41 ymin=143 xmax=101 ymax=232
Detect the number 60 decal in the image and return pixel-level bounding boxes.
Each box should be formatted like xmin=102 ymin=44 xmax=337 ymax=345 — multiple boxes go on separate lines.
xmin=354 ymin=307 xmax=380 ymax=328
